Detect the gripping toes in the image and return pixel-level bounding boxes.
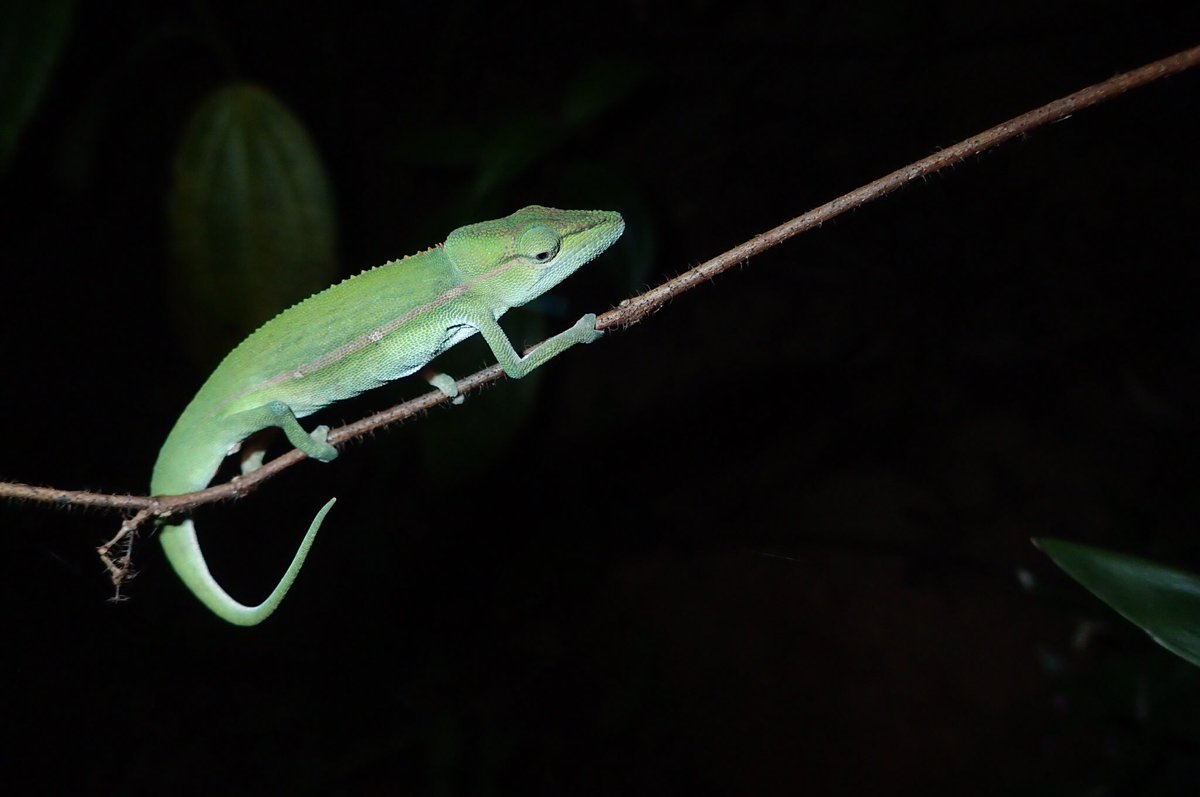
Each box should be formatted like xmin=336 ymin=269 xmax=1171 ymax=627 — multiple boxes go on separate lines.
xmin=309 ymin=425 xmax=339 ymax=462
xmin=573 ymin=313 xmax=603 ymax=344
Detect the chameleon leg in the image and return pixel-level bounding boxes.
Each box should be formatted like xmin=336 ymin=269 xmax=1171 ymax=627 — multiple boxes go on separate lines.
xmin=239 ymin=430 xmax=273 ymax=474
xmin=230 ymin=401 xmax=339 ymax=463
xmin=240 ymin=447 xmax=268 ymax=474
xmin=420 ymin=367 xmax=463 ymax=404
xmin=472 ymin=313 xmax=602 ymax=379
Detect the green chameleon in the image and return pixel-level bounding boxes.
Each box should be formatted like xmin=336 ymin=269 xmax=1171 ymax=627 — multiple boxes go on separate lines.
xmin=151 ymin=205 xmax=624 ymax=626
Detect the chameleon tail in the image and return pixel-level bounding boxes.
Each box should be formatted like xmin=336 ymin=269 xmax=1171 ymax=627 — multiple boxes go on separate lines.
xmin=158 ymin=498 xmax=336 ymax=626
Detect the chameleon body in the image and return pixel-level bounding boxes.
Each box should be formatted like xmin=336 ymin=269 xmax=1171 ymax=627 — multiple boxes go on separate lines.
xmin=150 ymin=206 xmax=624 ymax=625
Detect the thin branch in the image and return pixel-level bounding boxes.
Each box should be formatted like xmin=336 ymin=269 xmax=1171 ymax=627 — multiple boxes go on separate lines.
xmin=2 ymin=43 xmax=1198 ymax=525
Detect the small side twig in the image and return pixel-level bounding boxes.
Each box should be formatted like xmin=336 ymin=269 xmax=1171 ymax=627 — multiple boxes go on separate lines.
xmin=97 ymin=507 xmax=154 ymax=596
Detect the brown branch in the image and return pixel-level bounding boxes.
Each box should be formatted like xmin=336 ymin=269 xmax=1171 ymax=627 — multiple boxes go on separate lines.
xmin=2 ymin=43 xmax=1198 ymax=558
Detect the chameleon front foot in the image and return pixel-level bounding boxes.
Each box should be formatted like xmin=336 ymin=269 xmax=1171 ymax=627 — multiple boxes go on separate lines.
xmin=571 ymin=312 xmax=604 ymax=345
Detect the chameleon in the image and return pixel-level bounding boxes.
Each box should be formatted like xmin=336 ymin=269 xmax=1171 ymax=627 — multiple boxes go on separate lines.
xmin=150 ymin=205 xmax=624 ymax=626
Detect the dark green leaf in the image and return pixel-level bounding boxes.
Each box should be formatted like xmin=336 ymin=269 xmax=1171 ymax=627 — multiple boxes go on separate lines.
xmin=1037 ymin=537 xmax=1200 ymax=668
xmin=169 ymin=83 xmax=338 ymax=365
xmin=0 ymin=0 xmax=73 ymax=174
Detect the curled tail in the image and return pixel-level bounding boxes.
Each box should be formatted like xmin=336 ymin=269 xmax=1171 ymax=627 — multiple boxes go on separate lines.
xmin=158 ymin=499 xmax=336 ymax=626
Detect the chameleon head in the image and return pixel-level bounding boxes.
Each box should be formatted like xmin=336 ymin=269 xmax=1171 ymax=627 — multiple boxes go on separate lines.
xmin=444 ymin=205 xmax=624 ymax=309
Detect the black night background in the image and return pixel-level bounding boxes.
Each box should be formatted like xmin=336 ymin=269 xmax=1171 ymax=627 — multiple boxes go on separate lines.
xmin=3 ymin=2 xmax=1200 ymax=794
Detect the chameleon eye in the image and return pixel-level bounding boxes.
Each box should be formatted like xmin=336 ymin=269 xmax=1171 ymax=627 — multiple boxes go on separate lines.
xmin=518 ymin=225 xmax=561 ymax=265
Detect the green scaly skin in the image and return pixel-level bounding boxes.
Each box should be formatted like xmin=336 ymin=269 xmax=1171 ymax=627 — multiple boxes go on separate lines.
xmin=151 ymin=206 xmax=624 ymax=625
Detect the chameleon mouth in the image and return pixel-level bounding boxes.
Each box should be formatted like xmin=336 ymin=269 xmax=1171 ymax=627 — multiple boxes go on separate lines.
xmin=562 ymin=210 xmax=625 ymax=263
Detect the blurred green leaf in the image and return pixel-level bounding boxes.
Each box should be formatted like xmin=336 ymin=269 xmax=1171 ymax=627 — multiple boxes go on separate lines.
xmin=0 ymin=0 xmax=73 ymax=174
xmin=169 ymin=83 xmax=337 ymax=365
xmin=1037 ymin=537 xmax=1200 ymax=668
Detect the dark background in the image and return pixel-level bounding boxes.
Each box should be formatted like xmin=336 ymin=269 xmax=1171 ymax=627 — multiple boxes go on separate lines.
xmin=3 ymin=2 xmax=1200 ymax=794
